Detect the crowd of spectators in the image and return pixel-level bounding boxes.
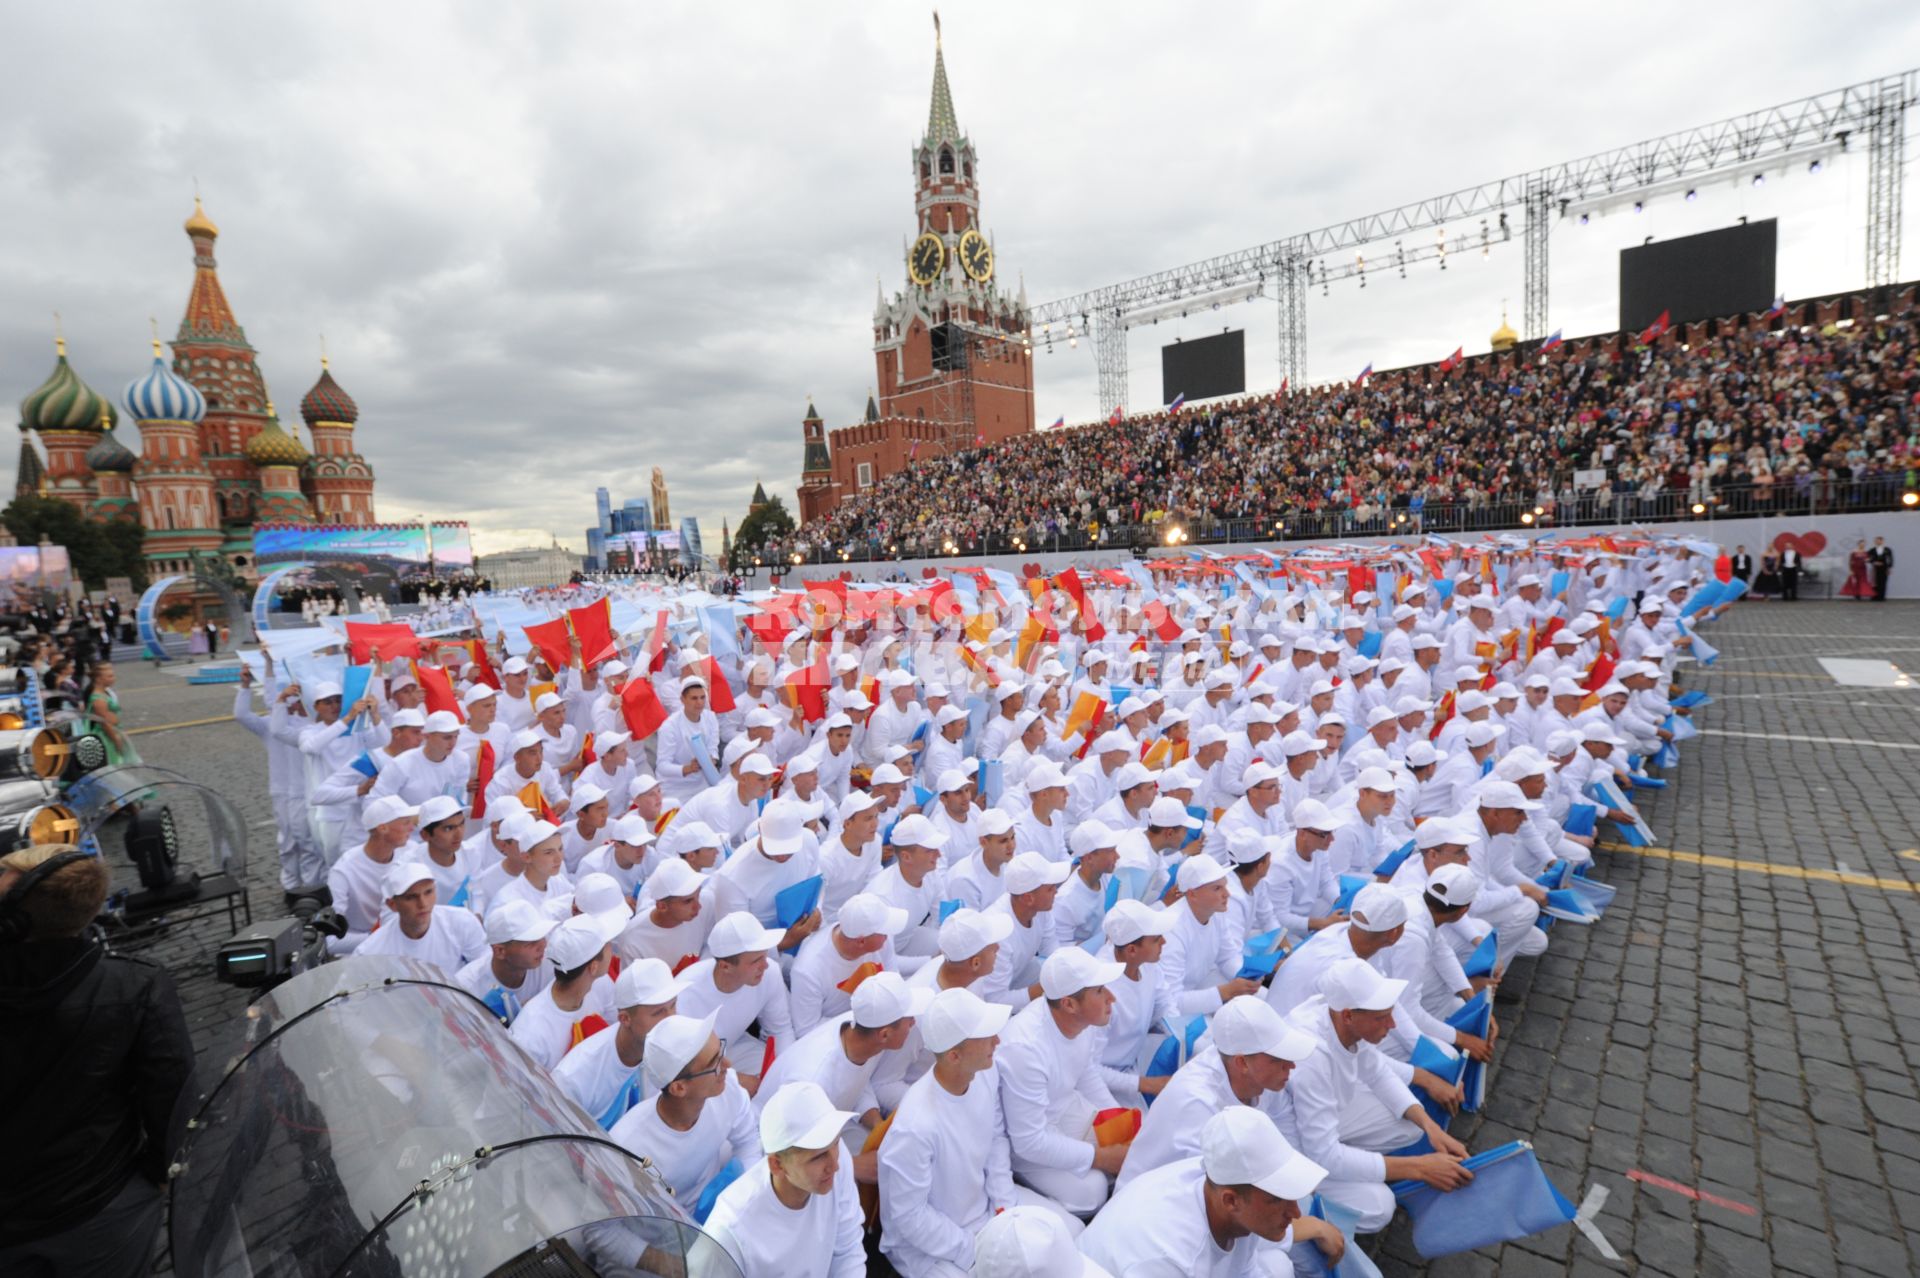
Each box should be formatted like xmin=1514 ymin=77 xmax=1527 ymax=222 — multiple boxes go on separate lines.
xmin=773 ymin=299 xmax=1920 ymax=562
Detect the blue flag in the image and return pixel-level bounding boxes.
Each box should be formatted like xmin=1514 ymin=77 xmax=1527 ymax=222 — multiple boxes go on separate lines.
xmin=1373 ymin=838 xmax=1417 ymax=877
xmin=693 ymin=1158 xmax=746 ymax=1224
xmin=1144 ymin=1014 xmax=1210 ymax=1085
xmin=699 ymin=606 xmax=742 ymax=660
xmin=1293 ymin=1192 xmax=1386 ymax=1277
xmin=1236 ymin=927 xmax=1289 ymax=981
xmin=1391 ymin=1141 xmax=1577 ymax=1259
xmin=348 ymin=751 xmax=379 ymax=779
xmin=774 ymin=874 xmax=823 ymax=952
xmin=1563 ymin=803 xmax=1597 ymax=837
xmin=938 ymin=897 xmax=965 ymax=924
xmin=341 ymin=663 xmax=374 ymax=730
xmin=1462 ymin=931 xmax=1498 ymax=980
xmin=1410 ymin=1033 xmax=1466 ymax=1128
xmin=1548 ymin=570 xmax=1570 ymax=598
xmin=1356 ymin=631 xmax=1384 ymax=660
xmin=1330 ymin=873 xmax=1370 ymax=916
xmin=1446 ymin=991 xmax=1493 ymax=1110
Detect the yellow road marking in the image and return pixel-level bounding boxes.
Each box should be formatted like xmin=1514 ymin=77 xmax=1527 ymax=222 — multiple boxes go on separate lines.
xmin=1600 ymin=841 xmax=1920 ymax=894
xmin=126 ymin=714 xmax=236 ymax=737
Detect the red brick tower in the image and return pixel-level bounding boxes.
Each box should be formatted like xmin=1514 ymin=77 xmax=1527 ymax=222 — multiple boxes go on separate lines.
xmin=299 ymin=361 xmax=377 ymax=525
xmin=804 ymin=19 xmax=1033 ymax=523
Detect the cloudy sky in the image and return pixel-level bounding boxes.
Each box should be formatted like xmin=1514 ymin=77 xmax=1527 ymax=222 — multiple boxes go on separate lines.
xmin=4 ymin=4 xmax=1917 ymax=554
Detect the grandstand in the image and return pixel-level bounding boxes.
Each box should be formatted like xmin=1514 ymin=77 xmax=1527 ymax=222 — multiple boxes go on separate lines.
xmin=775 ymin=283 xmax=1920 ymax=566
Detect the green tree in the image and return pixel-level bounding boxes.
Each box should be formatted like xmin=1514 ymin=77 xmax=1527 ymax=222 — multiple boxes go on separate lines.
xmin=1 ymin=495 xmax=148 ymax=592
xmin=731 ymin=494 xmax=795 ymax=568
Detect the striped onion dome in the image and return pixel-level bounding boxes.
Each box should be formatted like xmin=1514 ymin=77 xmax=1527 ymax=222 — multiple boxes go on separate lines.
xmin=245 ymin=406 xmax=309 ymax=467
xmin=20 ymin=340 xmax=109 ymax=433
xmin=300 ymin=363 xmax=358 ymax=425
xmin=85 ymin=428 xmax=138 ymax=473
xmin=123 ymin=343 xmax=206 ymax=423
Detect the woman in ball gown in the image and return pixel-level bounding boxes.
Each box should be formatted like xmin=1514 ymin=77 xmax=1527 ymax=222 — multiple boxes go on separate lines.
xmin=1840 ymin=539 xmax=1873 ymax=600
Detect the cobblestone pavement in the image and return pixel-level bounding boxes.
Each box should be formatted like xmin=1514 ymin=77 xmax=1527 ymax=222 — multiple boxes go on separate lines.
xmin=106 ymin=605 xmax=1920 ymax=1276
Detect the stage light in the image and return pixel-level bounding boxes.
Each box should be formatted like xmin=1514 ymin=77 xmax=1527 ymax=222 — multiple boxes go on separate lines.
xmin=790 ymin=553 xmax=802 ymax=565
xmin=1685 ymin=188 xmax=1697 ymax=201
xmin=1809 ymin=159 xmax=1822 ymax=174
xmin=1069 ymin=336 xmax=1077 ymax=348
xmin=1691 ymin=503 xmax=1707 ymax=515
xmin=1903 ymin=491 xmax=1919 ymax=508
xmin=1632 ymin=201 xmax=1644 ymax=213
xmin=1533 ymin=506 xmax=1545 ymax=516
xmin=1752 ymin=173 xmax=1765 ymax=186
xmin=1521 ymin=512 xmax=1534 ymax=525
xmin=1578 ymin=213 xmax=1590 ymax=226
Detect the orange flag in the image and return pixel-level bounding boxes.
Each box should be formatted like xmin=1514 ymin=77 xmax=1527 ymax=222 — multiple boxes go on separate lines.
xmin=621 ymin=676 xmax=670 ymax=740
xmin=704 ymin=656 xmax=737 ymax=714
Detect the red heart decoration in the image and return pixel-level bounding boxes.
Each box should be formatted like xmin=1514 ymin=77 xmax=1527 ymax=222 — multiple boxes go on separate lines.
xmin=921 ymin=566 xmax=939 ymax=579
xmin=838 ymin=570 xmax=852 ymax=583
xmin=1772 ymin=531 xmax=1828 ymax=557
xmin=1021 ymin=562 xmax=1044 ymax=580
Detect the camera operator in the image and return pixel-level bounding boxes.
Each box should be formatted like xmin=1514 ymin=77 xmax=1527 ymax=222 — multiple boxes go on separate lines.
xmin=0 ymin=845 xmax=194 ymax=1278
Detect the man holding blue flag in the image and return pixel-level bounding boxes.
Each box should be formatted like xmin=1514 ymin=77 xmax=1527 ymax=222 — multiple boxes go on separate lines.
xmin=552 ymin=958 xmax=688 ymax=1128
xmin=1278 ymin=959 xmax=1472 ymax=1234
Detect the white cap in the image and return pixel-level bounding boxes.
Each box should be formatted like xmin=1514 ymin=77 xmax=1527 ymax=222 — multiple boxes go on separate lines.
xmin=1224 ymin=829 xmax=1273 ymax=866
xmin=1069 ymin=820 xmax=1119 ymax=857
xmin=1281 ymin=730 xmax=1328 ymax=757
xmin=389 ymin=708 xmax=427 ymax=729
xmin=422 ymin=710 xmax=461 ymax=734
xmin=1403 ymin=741 xmax=1445 ymax=768
xmin=606 ymin=813 xmax=653 ymax=846
xmin=614 ymin=957 xmax=690 ymax=1009
xmin=1102 ymin=898 xmax=1176 ymax=946
xmin=735 ymin=752 xmax=776 ymax=778
xmin=486 ymin=794 xmax=530 ymax=828
xmin=1496 ymin=748 xmax=1549 ymax=780
xmin=1457 ymin=690 xmax=1491 ymax=714
xmin=510 ymin=727 xmax=544 ymax=753
xmin=823 ymin=712 xmax=855 ymax=731
xmin=1241 ymin=761 xmax=1285 ymax=788
xmin=978 ymin=808 xmax=1016 ymax=837
xmin=921 ymin=986 xmax=1014 ymax=1053
xmin=575 ymin=872 xmax=632 ymax=928
xmin=1176 ymin=855 xmax=1227 ymax=891
xmin=629 ymin=772 xmax=661 ymax=795
xmin=1477 ymin=779 xmax=1543 ymax=811
xmin=1581 ymin=722 xmax=1626 ymax=747
xmin=641 ymin=1012 xmax=719 ymax=1092
xmin=647 ymin=857 xmax=706 ymax=901
xmin=1290 ymin=798 xmax=1337 ymax=833
xmin=417 ymin=794 xmax=464 ymax=827
xmin=1320 ymin=956 xmax=1408 ymax=1011
xmin=1426 ymin=863 xmax=1482 ymax=907
xmin=600 ymin=659 xmax=629 ymax=677
xmin=973 ymin=1206 xmax=1113 ymax=1278
xmin=1211 ymin=995 xmax=1321 ymax=1062
xmin=938 ymin=906 xmax=1015 ymax=961
xmin=1024 ymin=762 xmax=1069 ymax=793
xmin=501 ymin=656 xmax=530 ymax=675
xmin=850 ymin=971 xmax=935 ymax=1028
xmin=760 ymin=1080 xmax=860 ymax=1154
xmin=1092 ymin=731 xmax=1133 ymax=755
xmin=364 ymin=795 xmax=420 ymax=828
xmin=936 ymin=767 xmax=973 ymax=794
xmin=1193 ymin=724 xmax=1231 ymax=748
xmin=1349 ymin=884 xmax=1409 ymax=932
xmin=1005 ymin=852 xmax=1072 ymax=896
xmin=310 ymin=680 xmax=344 ymax=701
xmin=889 ymin=813 xmax=948 ymax=850
xmin=483 ymin=898 xmax=557 ymax=945
xmin=518 ymin=819 xmax=562 ymax=849
xmin=1463 ymin=721 xmax=1507 ymax=748
xmin=1355 ymin=766 xmax=1397 ymax=793
xmin=935 ymin=705 xmax=970 ymax=727
xmin=706 ymin=911 xmax=785 ymax=958
xmin=1411 ymin=634 xmax=1442 ymax=650
xmin=1200 ymin=1107 xmax=1328 ymax=1201
xmin=547 ymin=914 xmax=615 ymax=972
xmin=1038 ymin=947 xmax=1126 ymax=1000
xmin=571 ymin=780 xmax=610 ymax=809
xmin=1145 ymin=796 xmax=1201 ymax=829
xmin=533 ymin=691 xmax=565 ymax=714
xmin=756 ymin=798 xmax=812 ymax=856
xmin=838 ymin=892 xmax=909 ymax=940
xmin=1415 ymin=818 xmax=1470 ymax=850
xmin=1111 ymin=761 xmax=1156 ymax=792
xmin=381 ymin=861 xmax=435 ymax=898
xmin=870 ymin=763 xmax=908 ymax=786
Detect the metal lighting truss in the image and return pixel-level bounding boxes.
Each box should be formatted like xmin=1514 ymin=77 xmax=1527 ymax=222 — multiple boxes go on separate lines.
xmin=1027 ymin=70 xmax=1917 ymax=415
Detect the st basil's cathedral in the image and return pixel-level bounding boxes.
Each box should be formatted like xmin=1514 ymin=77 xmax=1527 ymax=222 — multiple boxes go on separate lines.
xmin=12 ymin=198 xmax=379 ymax=578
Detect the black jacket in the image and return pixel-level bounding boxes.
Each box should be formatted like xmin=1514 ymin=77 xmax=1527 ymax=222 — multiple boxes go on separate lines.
xmin=0 ymin=938 xmax=195 ymax=1243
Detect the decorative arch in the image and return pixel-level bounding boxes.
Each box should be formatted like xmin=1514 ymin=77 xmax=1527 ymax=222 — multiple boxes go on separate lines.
xmin=135 ymin=570 xmax=253 ymax=660
xmin=250 ymin=562 xmax=364 ymax=635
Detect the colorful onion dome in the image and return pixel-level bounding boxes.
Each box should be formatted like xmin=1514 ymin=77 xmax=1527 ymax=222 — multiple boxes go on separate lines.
xmin=245 ymin=405 xmax=309 ymax=467
xmin=85 ymin=428 xmax=137 ymax=473
xmin=300 ymin=362 xmax=358 ymax=425
xmin=123 ymin=341 xmax=206 ymax=423
xmin=20 ymin=339 xmax=108 ymax=433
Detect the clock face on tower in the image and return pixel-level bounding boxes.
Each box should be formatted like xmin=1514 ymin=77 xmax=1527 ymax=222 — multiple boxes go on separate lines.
xmin=958 ymin=229 xmax=993 ymax=282
xmin=908 ymin=232 xmax=946 ymax=286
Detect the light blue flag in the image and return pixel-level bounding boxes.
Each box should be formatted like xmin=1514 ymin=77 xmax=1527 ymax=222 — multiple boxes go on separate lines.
xmin=1330 ymin=873 xmax=1370 ymax=916
xmin=1671 ymin=689 xmax=1711 ymax=708
xmin=1679 ymin=618 xmax=1719 ymax=665
xmin=693 ymin=1159 xmax=746 ymax=1224
xmin=1143 ymin=1014 xmax=1210 ymax=1088
xmin=774 ymin=874 xmax=824 ymax=953
xmin=1605 ymin=595 xmax=1632 ymax=623
xmin=1432 ymin=577 xmax=1456 ymax=604
xmin=1548 ymin=569 xmax=1570 ymax=598
xmin=1563 ymin=803 xmax=1597 ymax=837
xmin=699 ymin=606 xmax=742 ymax=660
xmin=1462 ymin=932 xmax=1498 ymax=980
xmin=1409 ymin=1034 xmax=1466 ymax=1128
xmin=1356 ymin=631 xmax=1384 ymax=660
xmin=1445 ymin=991 xmax=1493 ymax=1110
xmin=1236 ymin=927 xmax=1288 ymax=981
xmin=1542 ymin=888 xmax=1601 ymax=923
xmin=938 ymin=898 xmax=965 ymax=923
xmin=1233 ymin=562 xmax=1273 ymax=600
xmin=1391 ymin=1141 xmax=1577 ymax=1259
xmin=1680 ymin=580 xmax=1726 ymax=618
xmin=976 ymin=758 xmax=1004 ymax=807
xmin=1670 ymin=713 xmax=1698 ymax=741
xmin=1293 ymin=1192 xmax=1386 ymax=1278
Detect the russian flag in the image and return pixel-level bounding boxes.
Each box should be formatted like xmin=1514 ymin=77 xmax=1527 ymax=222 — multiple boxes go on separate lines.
xmin=1108 ymin=404 xmax=1124 ymax=426
xmin=1438 ymin=347 xmax=1463 ymax=373
xmin=1167 ymin=392 xmax=1186 ymax=413
xmin=1049 ymin=414 xmax=1065 ymax=430
xmin=1354 ymin=362 xmax=1373 ymax=385
xmin=1540 ymin=329 xmax=1564 ymax=352
xmin=1765 ymin=296 xmax=1786 ymax=318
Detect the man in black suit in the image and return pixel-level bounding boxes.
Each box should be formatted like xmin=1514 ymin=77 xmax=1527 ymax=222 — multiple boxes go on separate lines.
xmin=1868 ymin=537 xmax=1895 ymax=601
xmin=1779 ymin=545 xmax=1802 ymax=601
xmin=1730 ymin=545 xmax=1754 ymax=584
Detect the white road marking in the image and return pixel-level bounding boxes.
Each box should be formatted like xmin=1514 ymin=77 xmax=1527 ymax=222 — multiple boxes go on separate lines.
xmin=1696 ymin=728 xmax=1920 ymax=751
xmin=1574 ymin=1184 xmax=1622 ymax=1261
xmin=1817 ymin=657 xmax=1916 ymax=688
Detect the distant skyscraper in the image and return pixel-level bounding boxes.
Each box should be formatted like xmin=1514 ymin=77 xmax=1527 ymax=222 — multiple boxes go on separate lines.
xmin=595 ymin=486 xmax=612 ymax=533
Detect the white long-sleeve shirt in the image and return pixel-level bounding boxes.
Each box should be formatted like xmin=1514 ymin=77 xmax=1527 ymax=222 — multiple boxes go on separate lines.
xmin=1156 ymin=899 xmax=1234 ymax=1017
xmin=702 ymin=1151 xmax=866 ymax=1278
xmin=994 ymin=1000 xmax=1117 ymax=1177
xmin=675 ymin=959 xmax=796 ymax=1064
xmin=1276 ymin=995 xmax=1418 ymax=1186
xmin=878 ymin=1067 xmax=1018 ymax=1277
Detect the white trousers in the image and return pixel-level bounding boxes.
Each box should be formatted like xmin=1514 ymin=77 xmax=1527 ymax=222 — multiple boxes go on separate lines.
xmin=1471 ymin=894 xmax=1549 ymax=969
xmin=1011 ymin=1095 xmax=1111 ymax=1216
xmin=1330 ymin=1086 xmax=1424 ymax=1233
xmin=273 ymin=791 xmax=327 ymax=891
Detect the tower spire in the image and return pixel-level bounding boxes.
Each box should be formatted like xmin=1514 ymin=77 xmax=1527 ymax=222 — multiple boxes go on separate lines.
xmin=926 ymin=11 xmax=959 ymax=144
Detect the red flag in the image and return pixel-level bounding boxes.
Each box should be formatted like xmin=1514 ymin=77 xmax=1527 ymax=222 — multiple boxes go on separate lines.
xmin=1142 ymin=599 xmax=1183 ymax=643
xmin=1714 ymin=554 xmax=1733 ymax=584
xmin=644 ymin=610 xmax=671 ymax=675
xmin=413 ymin=661 xmax=464 ymax=721
xmin=1438 ymin=346 xmax=1463 ymax=373
xmin=704 ymin=656 xmax=736 ymax=714
xmin=1050 ymin=567 xmax=1106 ymax=642
xmin=569 ymin=597 xmax=617 ymax=667
xmin=1275 ymin=377 xmax=1289 ymax=400
xmin=471 ymin=741 xmax=496 ymax=819
xmin=1108 ymin=404 xmax=1124 ymax=426
xmin=621 ymin=675 xmax=670 ymax=740
xmin=1417 ymin=548 xmax=1443 ymax=581
xmin=743 ymin=608 xmax=793 ymax=658
xmin=523 ymin=617 xmax=572 ymax=674
xmin=467 ymin=638 xmax=500 ymax=690
xmin=1583 ymin=652 xmax=1617 ymax=693
xmin=1637 ymin=310 xmax=1670 ymax=344
xmin=346 ymin=621 xmax=420 ymax=664
xmin=783 ymin=648 xmax=829 ymax=723
xmin=1347 ymin=563 xmax=1377 ymax=597
xmin=1429 ymin=689 xmax=1456 ymax=740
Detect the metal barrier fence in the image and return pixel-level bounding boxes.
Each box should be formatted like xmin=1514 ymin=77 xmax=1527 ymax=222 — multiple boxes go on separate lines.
xmin=761 ymin=477 xmax=1919 ymax=567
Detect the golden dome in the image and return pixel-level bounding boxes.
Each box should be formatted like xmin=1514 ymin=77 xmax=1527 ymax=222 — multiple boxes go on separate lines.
xmin=184 ymin=196 xmax=219 ymax=239
xmin=1490 ymin=309 xmax=1518 ymax=351
xmin=245 ymin=405 xmax=309 ymax=467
